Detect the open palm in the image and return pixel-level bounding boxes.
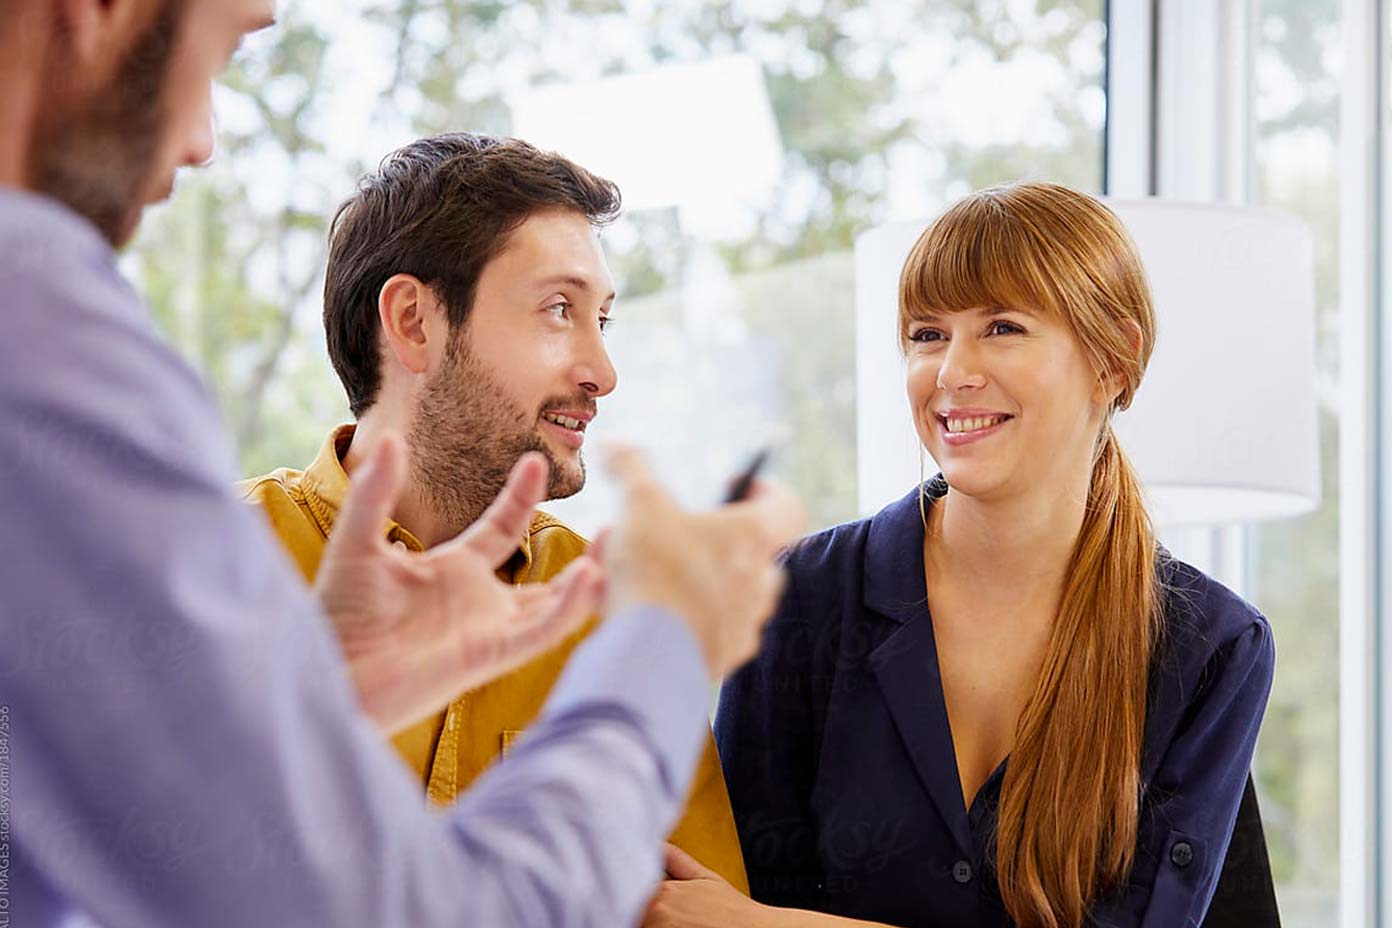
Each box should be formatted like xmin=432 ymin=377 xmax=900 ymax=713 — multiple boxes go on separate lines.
xmin=315 ymin=435 xmax=601 ymax=734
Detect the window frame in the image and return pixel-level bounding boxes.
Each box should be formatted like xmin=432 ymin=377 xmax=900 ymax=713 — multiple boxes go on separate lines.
xmin=1109 ymin=1 xmax=1367 ymax=924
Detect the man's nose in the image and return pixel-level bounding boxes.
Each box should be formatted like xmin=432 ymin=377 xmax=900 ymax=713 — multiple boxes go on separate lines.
xmin=182 ymin=98 xmax=217 ymax=169
xmin=575 ymin=325 xmax=617 ymax=397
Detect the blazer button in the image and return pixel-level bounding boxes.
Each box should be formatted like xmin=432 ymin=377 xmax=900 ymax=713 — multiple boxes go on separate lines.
xmin=1170 ymin=841 xmax=1194 ymax=869
xmin=952 ymin=860 xmax=973 ymax=884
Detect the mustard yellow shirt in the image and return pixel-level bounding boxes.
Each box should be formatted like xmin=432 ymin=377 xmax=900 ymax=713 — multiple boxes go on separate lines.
xmin=238 ymin=425 xmax=748 ymax=890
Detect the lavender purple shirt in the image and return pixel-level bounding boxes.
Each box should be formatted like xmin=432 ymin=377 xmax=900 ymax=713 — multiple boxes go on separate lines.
xmin=0 ymin=186 xmax=711 ymax=927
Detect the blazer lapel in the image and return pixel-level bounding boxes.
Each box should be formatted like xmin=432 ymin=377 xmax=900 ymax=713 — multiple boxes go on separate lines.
xmin=862 ymin=485 xmax=975 ymax=858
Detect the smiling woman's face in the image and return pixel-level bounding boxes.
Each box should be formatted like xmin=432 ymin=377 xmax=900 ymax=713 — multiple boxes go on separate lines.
xmin=904 ymin=303 xmax=1109 ymax=502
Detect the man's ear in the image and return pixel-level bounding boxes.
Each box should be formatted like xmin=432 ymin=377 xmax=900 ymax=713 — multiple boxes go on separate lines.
xmin=377 ymin=274 xmax=442 ymax=376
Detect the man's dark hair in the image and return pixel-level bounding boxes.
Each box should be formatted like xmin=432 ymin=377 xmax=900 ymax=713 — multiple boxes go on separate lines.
xmin=323 ymin=132 xmax=622 ymax=416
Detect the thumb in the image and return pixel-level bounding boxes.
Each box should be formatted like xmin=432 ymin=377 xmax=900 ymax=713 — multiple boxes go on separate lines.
xmin=330 ymin=433 xmax=406 ymax=555
xmin=664 ymin=843 xmax=721 ymax=882
xmin=449 ymin=452 xmax=548 ymax=567
xmin=589 ymin=526 xmax=612 ymax=564
xmin=715 ymin=478 xmax=807 ymax=556
xmin=604 ymin=443 xmax=669 ymax=509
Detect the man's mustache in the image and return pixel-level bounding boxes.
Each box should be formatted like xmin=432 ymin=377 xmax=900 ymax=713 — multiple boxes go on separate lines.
xmin=537 ymin=396 xmax=599 ymax=418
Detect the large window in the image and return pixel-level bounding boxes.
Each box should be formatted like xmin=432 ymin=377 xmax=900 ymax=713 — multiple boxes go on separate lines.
xmin=131 ymin=0 xmax=1106 ymax=535
xmin=1250 ymin=0 xmax=1341 ymax=923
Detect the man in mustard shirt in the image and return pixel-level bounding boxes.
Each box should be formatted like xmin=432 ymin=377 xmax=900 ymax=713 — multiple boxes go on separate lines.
xmin=239 ymin=131 xmax=747 ymax=891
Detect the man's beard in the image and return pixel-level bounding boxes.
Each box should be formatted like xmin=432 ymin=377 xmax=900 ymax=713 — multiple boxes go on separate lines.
xmin=34 ymin=1 xmax=184 ymax=247
xmin=407 ymin=333 xmax=591 ymax=538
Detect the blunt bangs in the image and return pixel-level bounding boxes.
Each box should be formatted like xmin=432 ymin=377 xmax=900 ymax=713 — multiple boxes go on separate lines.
xmin=897 ymin=191 xmax=1065 ymax=348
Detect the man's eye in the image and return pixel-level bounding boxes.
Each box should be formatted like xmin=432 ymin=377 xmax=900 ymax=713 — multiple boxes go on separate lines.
xmin=545 ymin=302 xmax=569 ymax=319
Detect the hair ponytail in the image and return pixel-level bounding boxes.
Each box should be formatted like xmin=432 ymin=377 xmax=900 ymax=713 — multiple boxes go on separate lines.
xmin=994 ymin=426 xmax=1159 ymax=927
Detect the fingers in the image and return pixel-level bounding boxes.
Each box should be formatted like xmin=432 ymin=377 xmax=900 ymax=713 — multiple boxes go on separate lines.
xmin=511 ymin=555 xmax=602 ymax=609
xmin=605 ymin=446 xmax=804 ymax=552
xmin=711 ymin=478 xmax=807 ymax=554
xmin=757 ymin=563 xmax=787 ymax=624
xmin=604 ymin=444 xmax=668 ymax=507
xmin=759 ymin=562 xmax=788 ymax=614
xmin=329 ymin=433 xmax=406 ymax=557
xmin=663 ymin=843 xmax=721 ymax=882
xmin=582 ymin=537 xmax=611 ymax=603
xmin=588 ymin=527 xmax=611 ymax=564
xmin=451 ymin=452 xmax=549 ymax=567
xmin=505 ymin=560 xmax=603 ymax=660
xmin=736 ymin=563 xmax=787 ymax=666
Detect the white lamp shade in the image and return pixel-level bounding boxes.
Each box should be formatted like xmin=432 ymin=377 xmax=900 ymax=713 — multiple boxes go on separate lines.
xmin=854 ymin=199 xmax=1321 ymax=527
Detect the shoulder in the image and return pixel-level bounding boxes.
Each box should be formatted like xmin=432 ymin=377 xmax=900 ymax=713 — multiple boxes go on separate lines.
xmin=527 ymin=510 xmax=590 ymax=577
xmin=771 ymin=513 xmax=883 ymax=646
xmin=1153 ymin=555 xmax=1275 ymax=694
xmin=782 ymin=516 xmax=873 ymax=581
xmin=2 ymin=193 xmax=191 ymax=391
xmin=1159 ymin=556 xmax=1272 ymax=653
xmin=0 ymin=194 xmax=230 ymax=478
xmin=0 ymin=191 xmax=131 ymax=329
xmin=231 ymin=467 xmax=328 ymax=581
xmin=779 ymin=486 xmax=926 ymax=612
xmin=777 ymin=513 xmax=881 ymax=630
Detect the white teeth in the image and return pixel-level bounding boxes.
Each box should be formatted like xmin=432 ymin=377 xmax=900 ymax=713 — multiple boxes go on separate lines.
xmin=945 ymin=415 xmax=1006 ymax=434
xmin=544 ymin=413 xmax=584 ymax=431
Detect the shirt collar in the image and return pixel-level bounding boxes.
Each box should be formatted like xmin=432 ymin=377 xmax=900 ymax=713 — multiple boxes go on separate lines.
xmin=862 ymin=476 xmax=948 ymax=624
xmin=299 ymin=423 xmax=534 ymax=570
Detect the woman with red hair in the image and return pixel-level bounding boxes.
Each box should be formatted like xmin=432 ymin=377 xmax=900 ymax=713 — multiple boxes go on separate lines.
xmin=645 ymin=183 xmax=1274 ymax=928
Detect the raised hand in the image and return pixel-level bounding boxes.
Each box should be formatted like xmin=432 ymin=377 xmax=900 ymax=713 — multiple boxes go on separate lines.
xmin=316 ymin=433 xmax=602 ymax=734
xmin=602 ymin=445 xmax=807 ymax=680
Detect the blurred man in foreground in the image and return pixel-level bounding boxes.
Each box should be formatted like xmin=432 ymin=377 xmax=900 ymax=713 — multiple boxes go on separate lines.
xmin=0 ymin=1 xmax=803 ymax=925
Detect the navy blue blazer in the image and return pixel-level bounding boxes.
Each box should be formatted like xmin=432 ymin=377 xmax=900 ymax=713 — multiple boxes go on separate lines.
xmin=715 ymin=482 xmax=1276 ymax=927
